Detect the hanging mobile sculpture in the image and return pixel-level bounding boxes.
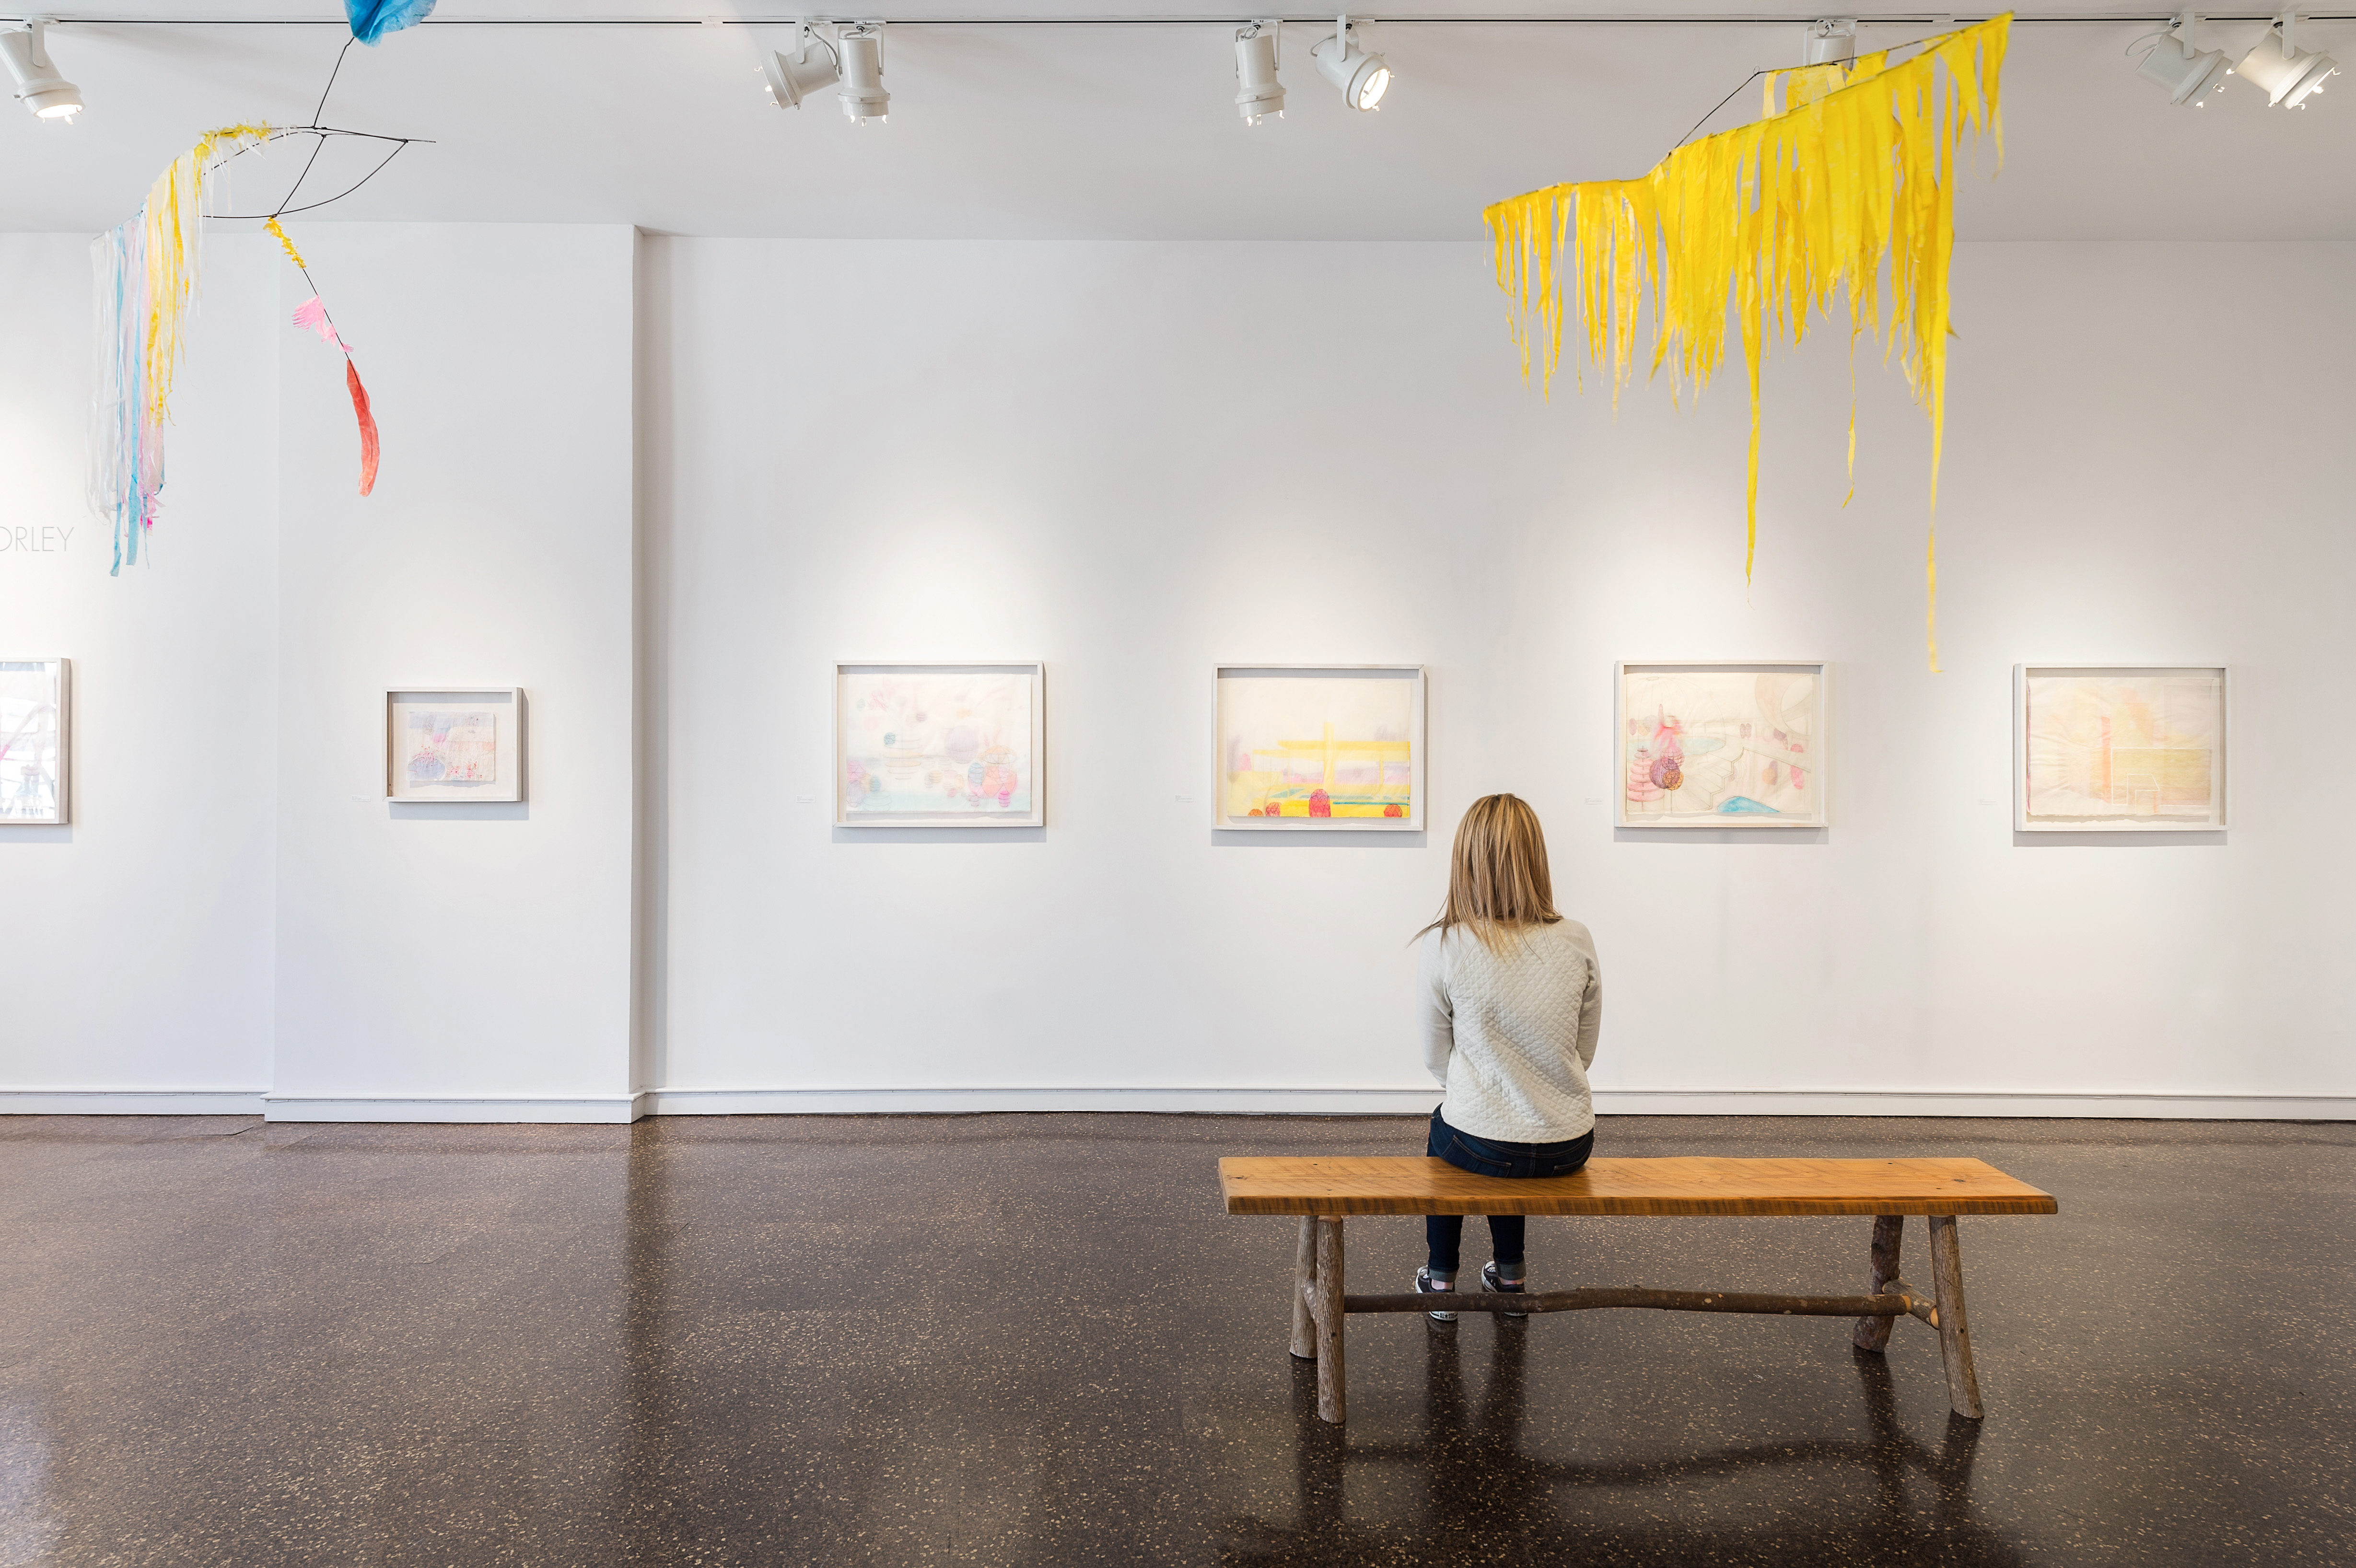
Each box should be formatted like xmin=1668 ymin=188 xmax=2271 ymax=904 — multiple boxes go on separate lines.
xmin=89 ymin=0 xmax=433 ymax=572
xmin=90 ymin=124 xmax=270 ymax=573
xmin=1484 ymin=15 xmax=2010 ymax=668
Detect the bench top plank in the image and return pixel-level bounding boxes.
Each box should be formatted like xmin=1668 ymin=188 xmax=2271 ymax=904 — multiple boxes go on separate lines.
xmin=1219 ymin=1156 xmax=2057 ymax=1217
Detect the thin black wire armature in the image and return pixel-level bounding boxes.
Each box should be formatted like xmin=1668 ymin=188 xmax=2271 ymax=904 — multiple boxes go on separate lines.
xmin=205 ymin=128 xmax=431 ymax=220
xmin=248 ymin=140 xmax=416 ymax=218
xmin=268 ymin=128 xmax=331 ymax=216
xmin=1671 ymin=24 xmax=1959 ymax=148
xmin=196 ymin=35 xmax=434 ymax=223
xmin=310 ymin=35 xmax=354 ymax=125
xmin=199 ymin=35 xmax=431 ymax=356
xmin=1676 ymin=68 xmax=1774 ymax=146
xmin=260 ymin=35 xmax=362 ymax=217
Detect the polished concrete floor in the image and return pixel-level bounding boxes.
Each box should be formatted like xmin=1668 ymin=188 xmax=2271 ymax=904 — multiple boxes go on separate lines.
xmin=0 ymin=1113 xmax=2347 ymax=1565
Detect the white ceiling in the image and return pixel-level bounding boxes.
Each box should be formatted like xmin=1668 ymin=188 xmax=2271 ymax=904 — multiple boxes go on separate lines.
xmin=2 ymin=1 xmax=2352 ymax=239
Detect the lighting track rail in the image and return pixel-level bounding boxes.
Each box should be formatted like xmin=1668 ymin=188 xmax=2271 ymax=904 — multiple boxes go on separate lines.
xmin=9 ymin=10 xmax=2355 ymax=23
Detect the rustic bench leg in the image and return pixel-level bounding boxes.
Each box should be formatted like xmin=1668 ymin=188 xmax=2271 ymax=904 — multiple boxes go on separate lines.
xmin=1314 ymin=1216 xmax=1347 ymax=1425
xmin=1290 ymin=1216 xmax=1318 ymax=1360
xmin=1852 ymin=1214 xmax=1904 ymax=1352
xmin=1927 ymin=1215 xmax=1985 ymax=1420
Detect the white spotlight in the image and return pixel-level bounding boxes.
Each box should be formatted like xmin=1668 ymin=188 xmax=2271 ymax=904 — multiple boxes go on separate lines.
xmin=2236 ymin=13 xmax=2337 ymax=107
xmin=1805 ymin=18 xmax=1857 ymax=67
xmin=2134 ymin=12 xmax=2230 ymax=105
xmin=1311 ymin=13 xmax=1390 ymax=112
xmin=836 ymin=21 xmax=889 ymax=124
xmin=1234 ymin=20 xmax=1285 ymax=127
xmin=0 ymin=19 xmax=82 ymax=121
xmin=761 ymin=21 xmax=841 ymax=110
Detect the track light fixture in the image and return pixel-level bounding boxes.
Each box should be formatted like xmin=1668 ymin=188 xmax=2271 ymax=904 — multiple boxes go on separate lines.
xmin=1311 ymin=14 xmax=1390 ymax=112
xmin=0 ymin=19 xmax=82 ymax=121
xmin=1234 ymin=19 xmax=1284 ymax=127
xmin=835 ymin=21 xmax=889 ymax=123
xmin=2235 ymin=12 xmax=2337 ymax=107
xmin=1804 ymin=18 xmax=1857 ymax=67
xmin=2133 ymin=12 xmax=2231 ymax=105
xmin=760 ymin=21 xmax=841 ymax=110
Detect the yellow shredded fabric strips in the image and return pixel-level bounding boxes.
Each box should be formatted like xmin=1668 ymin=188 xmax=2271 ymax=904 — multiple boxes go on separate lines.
xmin=265 ymin=216 xmax=307 ymax=270
xmin=1483 ymin=17 xmax=2008 ymax=670
xmin=140 ymin=122 xmax=273 ymax=426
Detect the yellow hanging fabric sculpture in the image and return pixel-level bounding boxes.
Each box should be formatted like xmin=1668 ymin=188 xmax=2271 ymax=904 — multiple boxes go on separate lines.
xmin=1484 ymin=16 xmax=2008 ymax=669
xmin=139 ymin=124 xmax=273 ymax=424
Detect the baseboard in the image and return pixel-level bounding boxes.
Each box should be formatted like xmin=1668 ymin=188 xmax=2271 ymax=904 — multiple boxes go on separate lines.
xmin=0 ymin=1088 xmax=269 ymax=1115
xmin=637 ymin=1086 xmax=2356 ymax=1120
xmin=640 ymin=1086 xmax=1441 ymax=1116
xmin=261 ymin=1094 xmax=639 ymax=1124
xmin=1591 ymin=1090 xmax=2356 ymax=1119
xmin=8 ymin=1086 xmax=2344 ymax=1123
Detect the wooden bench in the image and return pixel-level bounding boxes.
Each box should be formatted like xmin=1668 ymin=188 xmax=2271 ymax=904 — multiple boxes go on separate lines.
xmin=1220 ymin=1155 xmax=2057 ymax=1426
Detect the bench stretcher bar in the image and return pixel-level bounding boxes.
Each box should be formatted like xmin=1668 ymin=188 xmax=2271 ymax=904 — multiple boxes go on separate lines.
xmin=1332 ymin=1283 xmax=1938 ymax=1323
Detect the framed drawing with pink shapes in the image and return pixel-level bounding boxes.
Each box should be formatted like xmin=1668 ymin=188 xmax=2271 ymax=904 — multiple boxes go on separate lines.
xmin=0 ymin=657 xmax=69 ymax=825
xmin=1615 ymin=662 xmax=1827 ymax=829
xmin=385 ymin=687 xmax=525 ymax=802
xmin=835 ymin=662 xmax=1044 ymax=828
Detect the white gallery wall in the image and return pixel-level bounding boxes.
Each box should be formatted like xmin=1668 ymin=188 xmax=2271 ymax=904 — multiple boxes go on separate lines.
xmin=645 ymin=237 xmax=2355 ymax=1118
xmin=270 ymin=223 xmax=641 ymax=1121
xmin=2 ymin=227 xmax=2349 ymax=1118
xmin=0 ymin=234 xmax=278 ymax=1112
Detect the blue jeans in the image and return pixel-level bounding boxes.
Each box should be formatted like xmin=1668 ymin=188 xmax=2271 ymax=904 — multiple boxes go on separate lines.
xmin=1425 ymin=1105 xmax=1595 ymax=1275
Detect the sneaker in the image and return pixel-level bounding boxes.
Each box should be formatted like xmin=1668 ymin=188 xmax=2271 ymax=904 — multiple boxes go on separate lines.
xmin=1415 ymin=1267 xmax=1458 ymax=1323
xmin=1481 ymin=1262 xmax=1530 ymax=1319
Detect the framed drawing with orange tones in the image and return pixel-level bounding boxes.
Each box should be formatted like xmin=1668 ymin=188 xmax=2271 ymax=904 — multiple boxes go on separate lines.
xmin=2015 ymin=665 xmax=2226 ymax=832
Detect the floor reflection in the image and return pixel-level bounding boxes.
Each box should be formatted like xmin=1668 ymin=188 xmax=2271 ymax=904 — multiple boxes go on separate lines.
xmin=617 ymin=1123 xmax=689 ymax=1556
xmin=4 ymin=1113 xmax=2336 ymax=1562
xmin=1224 ymin=1324 xmax=2018 ymax=1567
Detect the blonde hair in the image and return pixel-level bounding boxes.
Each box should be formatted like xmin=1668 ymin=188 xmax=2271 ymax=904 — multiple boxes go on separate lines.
xmin=1418 ymin=793 xmax=1562 ymax=951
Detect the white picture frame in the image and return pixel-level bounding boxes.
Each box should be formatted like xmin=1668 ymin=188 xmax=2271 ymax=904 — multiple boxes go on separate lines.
xmin=1614 ymin=660 xmax=1829 ymax=829
xmin=0 ymin=656 xmax=68 ymax=826
xmin=834 ymin=661 xmax=1046 ymax=828
xmin=385 ymin=687 xmax=525 ymax=802
xmin=1212 ymin=664 xmax=1427 ymax=831
xmin=2014 ymin=664 xmax=2228 ymax=832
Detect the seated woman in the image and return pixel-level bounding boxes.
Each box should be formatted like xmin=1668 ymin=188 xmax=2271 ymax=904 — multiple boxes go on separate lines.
xmin=1413 ymin=793 xmax=1601 ymax=1321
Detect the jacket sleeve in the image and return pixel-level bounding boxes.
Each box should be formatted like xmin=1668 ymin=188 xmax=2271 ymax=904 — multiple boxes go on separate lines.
xmin=1417 ymin=929 xmax=1454 ymax=1085
xmin=1573 ymin=925 xmax=1603 ymax=1071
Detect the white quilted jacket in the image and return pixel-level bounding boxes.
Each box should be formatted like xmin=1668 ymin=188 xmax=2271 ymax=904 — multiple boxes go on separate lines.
xmin=1417 ymin=919 xmax=1602 ymax=1144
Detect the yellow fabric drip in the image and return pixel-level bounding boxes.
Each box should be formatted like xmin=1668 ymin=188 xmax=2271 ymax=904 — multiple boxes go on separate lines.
xmin=265 ymin=216 xmax=307 ymax=270
xmin=140 ymin=123 xmax=273 ymax=424
xmin=1483 ymin=17 xmax=2007 ymax=669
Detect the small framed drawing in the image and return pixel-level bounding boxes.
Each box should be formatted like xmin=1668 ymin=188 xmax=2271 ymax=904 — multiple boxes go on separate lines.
xmin=1616 ymin=661 xmax=1827 ymax=828
xmin=2015 ymin=665 xmax=2227 ymax=832
xmin=1213 ymin=664 xmax=1425 ymax=830
xmin=0 ymin=657 xmax=69 ymax=825
xmin=835 ymin=662 xmax=1044 ymax=828
xmin=385 ymin=688 xmax=525 ymax=802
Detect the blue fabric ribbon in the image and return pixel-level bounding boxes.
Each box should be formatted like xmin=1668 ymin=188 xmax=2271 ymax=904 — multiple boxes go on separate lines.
xmin=347 ymin=0 xmax=437 ymax=45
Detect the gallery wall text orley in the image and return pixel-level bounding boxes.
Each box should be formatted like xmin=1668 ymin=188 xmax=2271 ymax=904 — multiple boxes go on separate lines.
xmin=0 ymin=525 xmax=75 ymax=554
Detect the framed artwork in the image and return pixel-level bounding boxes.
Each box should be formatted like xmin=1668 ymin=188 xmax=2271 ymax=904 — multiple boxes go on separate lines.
xmin=1213 ymin=664 xmax=1425 ymax=831
xmin=0 ymin=657 xmax=68 ymax=826
xmin=835 ymin=662 xmax=1044 ymax=827
xmin=1616 ymin=661 xmax=1827 ymax=828
xmin=385 ymin=688 xmax=525 ymax=802
xmin=2015 ymin=665 xmax=2227 ymax=832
